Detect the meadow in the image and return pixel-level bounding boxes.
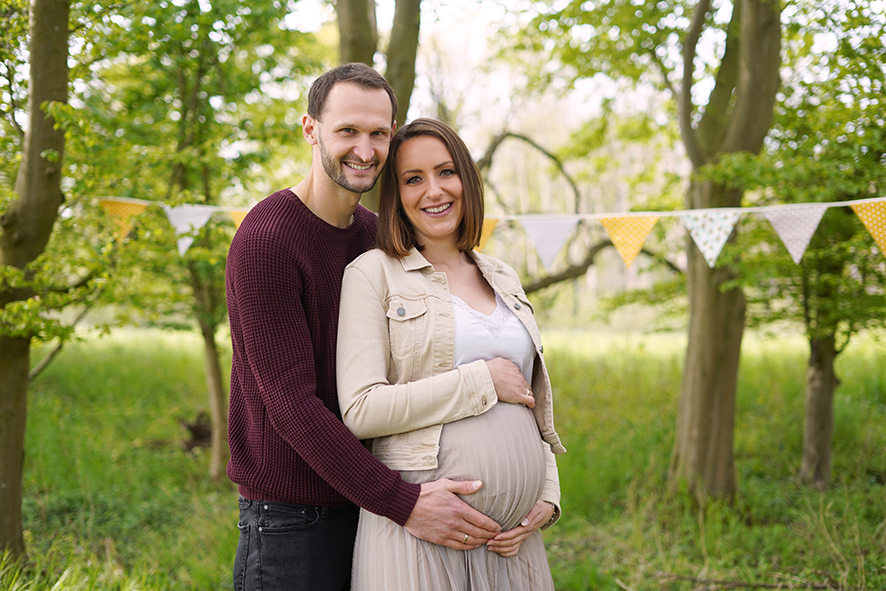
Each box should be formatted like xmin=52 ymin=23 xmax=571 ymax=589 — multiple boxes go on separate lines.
xmin=1 ymin=328 xmax=884 ymax=590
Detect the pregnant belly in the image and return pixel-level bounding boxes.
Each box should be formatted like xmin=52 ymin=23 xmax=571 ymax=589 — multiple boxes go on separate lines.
xmin=402 ymin=403 xmax=546 ymax=531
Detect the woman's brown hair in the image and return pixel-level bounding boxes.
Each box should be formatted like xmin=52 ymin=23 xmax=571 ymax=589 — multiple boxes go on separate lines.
xmin=377 ymin=118 xmax=484 ymax=258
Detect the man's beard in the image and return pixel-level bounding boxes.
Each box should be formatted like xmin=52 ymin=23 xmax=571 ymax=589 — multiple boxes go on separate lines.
xmin=319 ymin=140 xmax=381 ymax=194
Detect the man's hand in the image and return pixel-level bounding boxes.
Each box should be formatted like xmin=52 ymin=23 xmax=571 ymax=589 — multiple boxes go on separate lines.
xmin=485 ymin=500 xmax=554 ymax=557
xmin=404 ymin=479 xmax=502 ymax=549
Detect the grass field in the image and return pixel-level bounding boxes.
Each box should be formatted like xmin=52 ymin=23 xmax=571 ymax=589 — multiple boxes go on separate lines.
xmin=2 ymin=328 xmax=885 ymax=590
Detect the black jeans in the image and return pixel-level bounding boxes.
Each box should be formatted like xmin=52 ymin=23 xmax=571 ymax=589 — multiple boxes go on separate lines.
xmin=233 ymin=497 xmax=359 ymax=591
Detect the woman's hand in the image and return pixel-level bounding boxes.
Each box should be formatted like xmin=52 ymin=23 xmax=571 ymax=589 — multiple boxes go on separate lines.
xmin=485 ymin=500 xmax=554 ymax=557
xmin=485 ymin=358 xmax=534 ymax=408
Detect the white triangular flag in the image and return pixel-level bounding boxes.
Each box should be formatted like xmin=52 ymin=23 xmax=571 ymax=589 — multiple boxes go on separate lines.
xmin=520 ymin=216 xmax=581 ymax=270
xmin=680 ymin=210 xmax=742 ymax=267
xmin=163 ymin=204 xmax=217 ymax=256
xmin=763 ymin=205 xmax=828 ymax=264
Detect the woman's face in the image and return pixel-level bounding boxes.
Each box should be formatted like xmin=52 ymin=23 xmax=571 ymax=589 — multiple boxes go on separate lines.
xmin=395 ymin=135 xmax=464 ymax=249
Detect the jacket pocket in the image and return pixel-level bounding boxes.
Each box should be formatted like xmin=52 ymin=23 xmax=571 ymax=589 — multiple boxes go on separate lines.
xmin=386 ymin=297 xmax=428 ymax=371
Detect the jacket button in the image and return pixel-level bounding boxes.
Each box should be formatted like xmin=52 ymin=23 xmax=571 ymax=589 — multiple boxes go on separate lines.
xmin=482 ymin=396 xmax=488 ymax=406
xmin=540 ymin=345 xmax=544 ymax=353
xmin=514 ymin=303 xmax=522 ymax=310
xmin=397 ymin=307 xmax=405 ymax=316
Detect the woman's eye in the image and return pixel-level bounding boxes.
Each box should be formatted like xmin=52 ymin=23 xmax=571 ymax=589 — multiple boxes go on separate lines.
xmin=405 ymin=176 xmax=421 ymax=185
xmin=440 ymin=168 xmax=456 ymax=177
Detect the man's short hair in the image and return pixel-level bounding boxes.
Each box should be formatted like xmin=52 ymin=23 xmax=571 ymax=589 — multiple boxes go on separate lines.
xmin=307 ymin=63 xmax=398 ymax=124
xmin=377 ymin=118 xmax=485 ymax=258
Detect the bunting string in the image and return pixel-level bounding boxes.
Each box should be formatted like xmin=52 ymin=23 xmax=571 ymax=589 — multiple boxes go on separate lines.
xmin=96 ymin=195 xmax=886 ymax=265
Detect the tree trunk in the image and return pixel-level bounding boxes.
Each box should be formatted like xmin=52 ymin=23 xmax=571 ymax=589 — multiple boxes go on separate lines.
xmin=386 ymin=0 xmax=422 ymax=129
xmin=0 ymin=0 xmax=69 ymax=559
xmin=668 ymin=0 xmax=780 ymax=501
xmin=799 ymin=335 xmax=839 ymax=488
xmin=0 ymin=338 xmax=29 ymax=558
xmin=187 ymin=260 xmax=228 ymax=481
xmin=198 ymin=318 xmax=229 ymax=481
xmin=336 ymin=0 xmax=377 ymax=66
xmin=670 ymin=185 xmax=746 ymax=501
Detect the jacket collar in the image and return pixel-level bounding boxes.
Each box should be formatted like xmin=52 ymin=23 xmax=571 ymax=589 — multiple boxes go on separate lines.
xmin=400 ymin=248 xmax=434 ymax=272
xmin=400 ymin=247 xmax=502 ymax=278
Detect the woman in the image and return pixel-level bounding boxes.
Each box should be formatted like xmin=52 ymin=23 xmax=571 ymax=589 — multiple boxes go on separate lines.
xmin=337 ymin=118 xmax=566 ymax=591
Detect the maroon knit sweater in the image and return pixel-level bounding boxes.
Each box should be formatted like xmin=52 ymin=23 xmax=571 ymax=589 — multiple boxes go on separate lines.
xmin=225 ymin=188 xmax=419 ymax=526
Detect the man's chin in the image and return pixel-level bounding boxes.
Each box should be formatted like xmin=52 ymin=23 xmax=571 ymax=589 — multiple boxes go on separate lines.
xmin=339 ymin=177 xmax=380 ymax=195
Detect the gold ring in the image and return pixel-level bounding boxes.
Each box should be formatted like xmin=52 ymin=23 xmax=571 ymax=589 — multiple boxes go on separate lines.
xmin=463 ymin=534 xmax=469 ymax=544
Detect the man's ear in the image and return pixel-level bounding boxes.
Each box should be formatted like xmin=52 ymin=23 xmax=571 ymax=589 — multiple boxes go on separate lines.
xmin=302 ymin=114 xmax=318 ymax=145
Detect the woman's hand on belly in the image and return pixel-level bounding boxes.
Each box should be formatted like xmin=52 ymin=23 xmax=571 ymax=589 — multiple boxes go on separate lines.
xmin=486 ymin=358 xmax=535 ymax=408
xmin=485 ymin=500 xmax=555 ymax=557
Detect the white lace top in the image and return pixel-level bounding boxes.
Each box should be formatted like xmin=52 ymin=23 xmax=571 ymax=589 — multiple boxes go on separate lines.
xmin=450 ymin=292 xmax=535 ymax=383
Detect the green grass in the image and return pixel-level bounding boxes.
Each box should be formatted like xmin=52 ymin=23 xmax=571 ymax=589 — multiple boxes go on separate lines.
xmin=542 ymin=329 xmax=886 ymax=590
xmin=3 ymin=328 xmax=885 ymax=590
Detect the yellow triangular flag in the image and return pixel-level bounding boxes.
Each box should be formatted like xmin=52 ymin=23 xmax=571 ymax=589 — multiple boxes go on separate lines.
xmin=850 ymin=201 xmax=886 ymax=255
xmin=476 ymin=219 xmax=498 ymax=252
xmin=229 ymin=209 xmax=249 ymax=229
xmin=99 ymin=198 xmax=148 ymax=242
xmin=599 ymin=215 xmax=660 ymax=267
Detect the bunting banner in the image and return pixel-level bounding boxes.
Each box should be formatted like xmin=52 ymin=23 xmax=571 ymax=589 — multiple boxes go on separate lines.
xmin=679 ymin=210 xmax=742 ymax=268
xmin=93 ymin=196 xmax=886 ymax=269
xmin=99 ymin=198 xmax=148 ymax=242
xmin=229 ymin=209 xmax=249 ymax=230
xmin=599 ymin=215 xmax=660 ymax=268
xmin=162 ymin=204 xmax=218 ymax=256
xmin=519 ymin=216 xmax=581 ymax=270
xmin=850 ymin=201 xmax=886 ymax=254
xmin=763 ymin=204 xmax=828 ymax=264
xmin=477 ymin=219 xmax=498 ymax=252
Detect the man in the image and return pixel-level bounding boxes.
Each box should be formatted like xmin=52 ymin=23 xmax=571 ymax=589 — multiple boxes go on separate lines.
xmin=225 ymin=63 xmax=501 ymax=591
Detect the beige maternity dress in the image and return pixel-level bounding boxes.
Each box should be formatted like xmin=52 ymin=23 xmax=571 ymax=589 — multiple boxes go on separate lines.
xmin=351 ymin=294 xmax=556 ymax=591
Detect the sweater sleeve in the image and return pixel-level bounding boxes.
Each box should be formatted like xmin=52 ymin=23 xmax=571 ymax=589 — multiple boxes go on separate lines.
xmin=337 ymin=263 xmax=498 ymax=439
xmin=230 ymin=228 xmax=419 ymax=524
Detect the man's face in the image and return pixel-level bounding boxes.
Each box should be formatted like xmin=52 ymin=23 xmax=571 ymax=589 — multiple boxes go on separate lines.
xmin=312 ymin=82 xmax=394 ymax=194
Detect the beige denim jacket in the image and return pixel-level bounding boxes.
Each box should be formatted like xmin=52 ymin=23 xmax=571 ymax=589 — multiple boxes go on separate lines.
xmin=337 ymin=247 xmax=566 ymax=518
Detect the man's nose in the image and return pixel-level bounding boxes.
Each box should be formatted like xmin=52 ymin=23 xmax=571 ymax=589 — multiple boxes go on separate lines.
xmin=353 ymin=135 xmax=373 ymax=161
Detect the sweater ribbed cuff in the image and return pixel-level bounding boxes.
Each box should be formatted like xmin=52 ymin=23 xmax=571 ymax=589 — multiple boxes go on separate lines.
xmin=385 ymin=481 xmax=421 ymax=527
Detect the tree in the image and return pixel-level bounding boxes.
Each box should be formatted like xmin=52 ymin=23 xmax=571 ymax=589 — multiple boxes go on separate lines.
xmin=336 ymin=0 xmax=422 ymax=211
xmin=704 ymin=0 xmax=886 ymax=488
xmin=509 ymin=0 xmax=781 ymax=499
xmin=67 ymin=0 xmax=324 ymax=480
xmin=0 ymin=0 xmax=69 ymax=559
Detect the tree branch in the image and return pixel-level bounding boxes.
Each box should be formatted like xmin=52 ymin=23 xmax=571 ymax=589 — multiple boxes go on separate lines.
xmin=679 ymin=0 xmax=712 ymax=168
xmin=27 ymin=288 xmax=103 ymax=383
xmin=477 ymin=131 xmax=582 ymax=213
xmin=697 ymin=3 xmax=741 ymax=154
xmin=523 ymin=239 xmax=683 ymax=295
xmin=722 ymin=0 xmax=782 ymax=154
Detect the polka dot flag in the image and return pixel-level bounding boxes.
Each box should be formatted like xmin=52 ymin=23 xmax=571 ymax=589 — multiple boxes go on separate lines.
xmin=850 ymin=201 xmax=886 ymax=254
xmin=99 ymin=198 xmax=148 ymax=242
xmin=680 ymin=210 xmax=742 ymax=268
xmin=599 ymin=215 xmax=660 ymax=268
xmin=763 ymin=204 xmax=827 ymax=264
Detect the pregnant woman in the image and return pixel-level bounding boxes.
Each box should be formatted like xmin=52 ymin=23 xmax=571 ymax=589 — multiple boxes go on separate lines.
xmin=337 ymin=118 xmax=566 ymax=591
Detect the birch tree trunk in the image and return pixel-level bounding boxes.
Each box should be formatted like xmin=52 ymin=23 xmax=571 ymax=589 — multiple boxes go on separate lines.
xmin=0 ymin=0 xmax=69 ymax=558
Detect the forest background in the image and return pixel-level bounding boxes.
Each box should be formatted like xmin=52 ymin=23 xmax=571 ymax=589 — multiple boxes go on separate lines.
xmin=0 ymin=0 xmax=884 ymax=589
